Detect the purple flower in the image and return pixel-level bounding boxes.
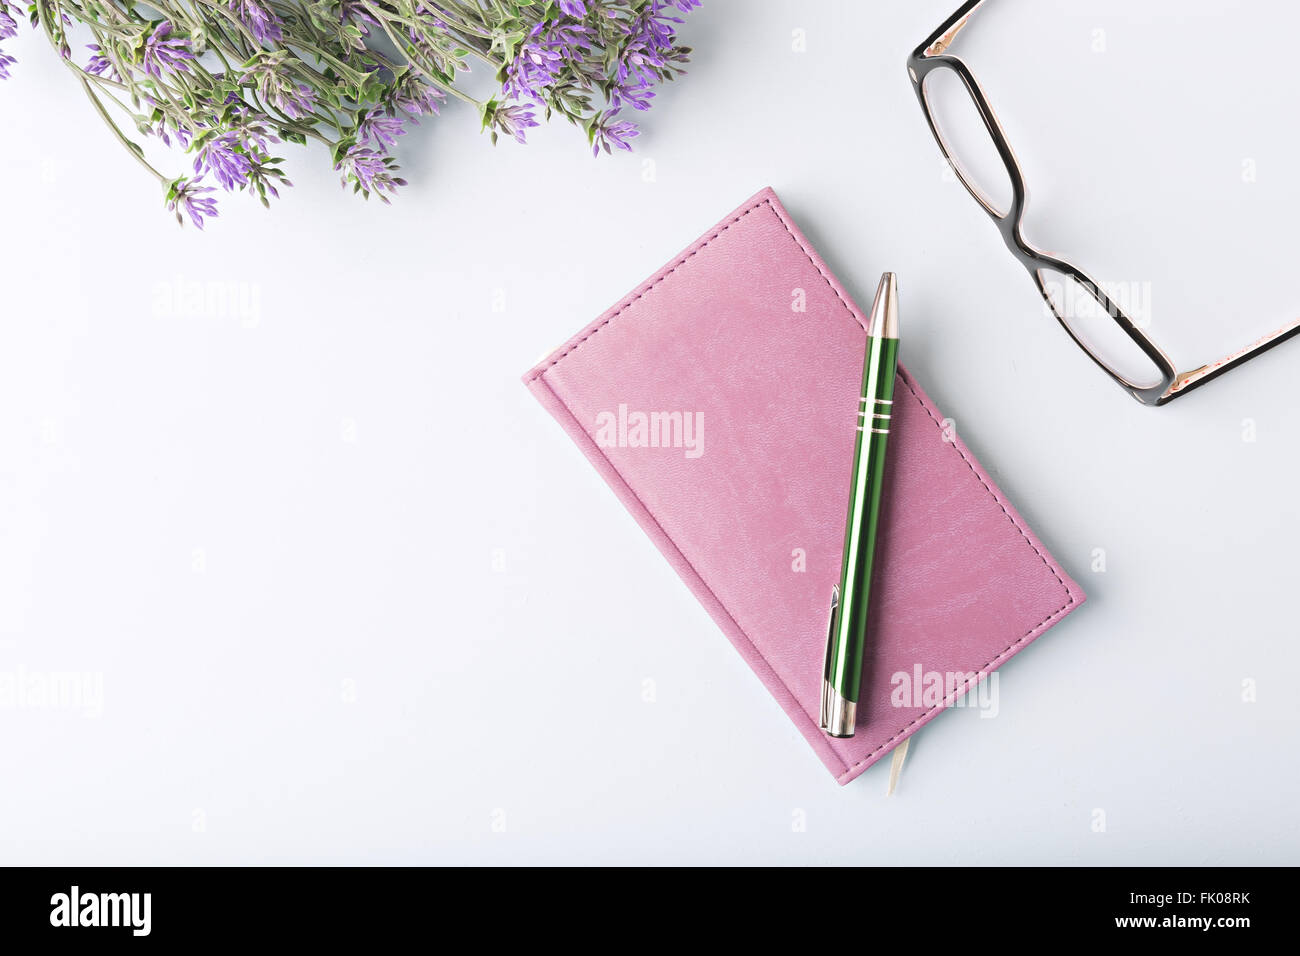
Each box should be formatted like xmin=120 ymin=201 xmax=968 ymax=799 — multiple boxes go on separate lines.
xmin=166 ymin=178 xmax=219 ymax=229
xmin=276 ymin=83 xmax=315 ymax=119
xmin=393 ymin=78 xmax=444 ymax=118
xmin=638 ymin=2 xmax=685 ymax=48
xmin=140 ymin=22 xmax=194 ymax=79
xmin=609 ymin=75 xmax=655 ymax=111
xmin=503 ymin=22 xmax=591 ymax=103
xmin=85 ymin=44 xmax=118 ymax=79
xmin=139 ymin=98 xmax=194 ymax=148
xmin=506 ymin=46 xmax=562 ymax=101
xmin=591 ymin=112 xmax=639 ymax=156
xmin=0 ymin=4 xmax=18 ymax=41
xmin=557 ymin=0 xmax=587 ymax=16
xmin=340 ymin=1 xmax=377 ymax=33
xmin=488 ymin=102 xmax=539 ymax=144
xmin=620 ymin=42 xmax=667 ymax=88
xmin=200 ymin=113 xmax=289 ymax=203
xmin=335 ymin=144 xmax=406 ymax=202
xmin=192 ymin=132 xmax=257 ymax=190
xmin=356 ymin=107 xmax=406 ymax=150
xmin=339 ymin=148 xmax=384 ymax=191
xmin=157 ymin=122 xmax=192 ymax=149
xmin=674 ymin=0 xmax=702 ymax=10
xmin=0 ymin=3 xmax=15 ymax=79
xmin=228 ymin=0 xmax=283 ymax=45
xmin=241 ymin=59 xmax=316 ymax=119
xmin=605 ymin=2 xmax=693 ymax=113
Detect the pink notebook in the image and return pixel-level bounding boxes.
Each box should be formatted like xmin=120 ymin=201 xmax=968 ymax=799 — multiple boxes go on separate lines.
xmin=524 ymin=187 xmax=1085 ymax=785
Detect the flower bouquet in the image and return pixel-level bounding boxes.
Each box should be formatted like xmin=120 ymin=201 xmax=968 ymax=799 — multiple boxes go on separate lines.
xmin=0 ymin=0 xmax=697 ymax=226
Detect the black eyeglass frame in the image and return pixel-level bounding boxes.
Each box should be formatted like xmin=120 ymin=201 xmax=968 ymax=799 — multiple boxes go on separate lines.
xmin=907 ymin=0 xmax=1300 ymax=406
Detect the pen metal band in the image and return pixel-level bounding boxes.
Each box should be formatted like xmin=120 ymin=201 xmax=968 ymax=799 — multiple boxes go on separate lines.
xmin=858 ymin=398 xmax=892 ymax=435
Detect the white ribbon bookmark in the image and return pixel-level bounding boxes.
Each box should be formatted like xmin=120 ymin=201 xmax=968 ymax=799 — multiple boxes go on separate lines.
xmin=886 ymin=738 xmax=910 ymax=796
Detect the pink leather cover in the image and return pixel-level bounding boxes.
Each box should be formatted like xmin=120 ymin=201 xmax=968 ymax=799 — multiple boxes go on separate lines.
xmin=523 ymin=187 xmax=1085 ymax=785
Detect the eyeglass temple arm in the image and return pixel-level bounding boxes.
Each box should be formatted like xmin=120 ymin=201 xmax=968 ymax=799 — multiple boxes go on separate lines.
xmin=1166 ymin=317 xmax=1300 ymax=400
xmin=918 ymin=0 xmax=989 ymax=59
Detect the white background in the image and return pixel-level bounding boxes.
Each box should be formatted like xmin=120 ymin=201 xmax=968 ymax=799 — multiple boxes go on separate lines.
xmin=2 ymin=0 xmax=1297 ymax=864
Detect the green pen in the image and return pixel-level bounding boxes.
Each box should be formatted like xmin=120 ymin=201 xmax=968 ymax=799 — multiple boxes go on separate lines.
xmin=820 ymin=272 xmax=901 ymax=738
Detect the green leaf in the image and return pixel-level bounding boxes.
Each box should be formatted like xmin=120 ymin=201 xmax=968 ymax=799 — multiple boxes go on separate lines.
xmin=331 ymin=136 xmax=356 ymax=164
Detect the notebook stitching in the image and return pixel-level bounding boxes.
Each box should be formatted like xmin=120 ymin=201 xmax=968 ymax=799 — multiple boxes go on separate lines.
xmin=528 ymin=198 xmax=781 ymax=379
xmin=899 ymin=377 xmax=1074 ymax=608
xmin=534 ymin=194 xmax=1078 ymax=781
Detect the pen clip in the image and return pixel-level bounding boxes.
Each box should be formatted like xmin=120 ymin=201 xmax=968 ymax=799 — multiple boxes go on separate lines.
xmin=819 ymin=586 xmax=840 ymax=731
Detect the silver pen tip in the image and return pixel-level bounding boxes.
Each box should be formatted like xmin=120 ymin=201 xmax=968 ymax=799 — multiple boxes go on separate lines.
xmin=867 ymin=272 xmax=900 ymax=340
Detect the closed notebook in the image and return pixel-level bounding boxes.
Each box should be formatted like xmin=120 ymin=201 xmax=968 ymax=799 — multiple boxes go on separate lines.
xmin=524 ymin=187 xmax=1085 ymax=785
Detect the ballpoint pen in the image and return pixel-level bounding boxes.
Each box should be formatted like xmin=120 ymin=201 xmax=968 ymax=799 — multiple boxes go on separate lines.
xmin=820 ymin=272 xmax=901 ymax=738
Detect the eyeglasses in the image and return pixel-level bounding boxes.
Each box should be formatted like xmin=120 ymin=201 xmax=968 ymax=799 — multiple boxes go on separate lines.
xmin=908 ymin=0 xmax=1300 ymax=406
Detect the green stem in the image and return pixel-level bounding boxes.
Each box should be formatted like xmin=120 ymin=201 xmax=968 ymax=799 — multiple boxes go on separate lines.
xmin=78 ymin=77 xmax=168 ymax=181
xmin=361 ymin=2 xmax=483 ymax=108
